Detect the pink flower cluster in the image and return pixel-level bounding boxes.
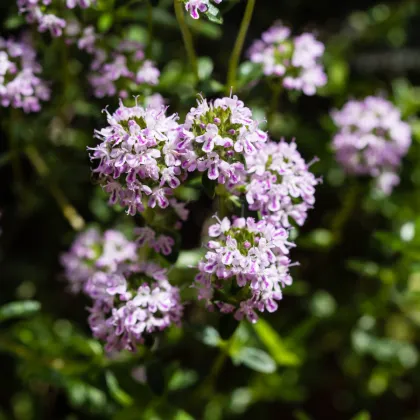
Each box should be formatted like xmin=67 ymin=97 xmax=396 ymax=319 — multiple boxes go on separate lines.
xmin=195 ymin=216 xmax=295 ymax=323
xmin=61 ymin=227 xmax=183 ymax=352
xmin=65 ymin=21 xmax=97 ymax=53
xmin=63 ymin=26 xmax=160 ymax=98
xmin=184 ymin=0 xmax=223 ymax=20
xmin=182 ymin=95 xmax=267 ymax=184
xmin=17 ymin=0 xmax=94 ymax=37
xmin=87 ymin=94 xmax=321 ymax=325
xmin=87 ymin=262 xmax=182 ymax=353
xmin=88 ymin=40 xmax=160 ymax=99
xmin=60 ymin=228 xmax=137 ymax=293
xmin=89 ymin=100 xmax=188 ymax=218
xmin=66 ymin=0 xmax=95 ymax=8
xmin=248 ymin=22 xmax=327 ymax=95
xmin=135 ymin=227 xmax=175 ymax=256
xmin=331 ymin=96 xmax=412 ymax=194
xmin=0 ymin=36 xmax=50 ymax=112
xmin=244 ymin=140 xmax=320 ymax=228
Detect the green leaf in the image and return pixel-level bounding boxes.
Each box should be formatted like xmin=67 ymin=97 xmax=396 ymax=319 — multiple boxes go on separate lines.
xmin=200 ymin=326 xmax=222 ymax=347
xmin=98 ymin=13 xmax=114 ymax=32
xmin=0 ymin=300 xmax=41 ymax=322
xmin=159 ymin=60 xmax=183 ymax=88
xmin=198 ymin=57 xmax=214 ymax=81
xmin=168 ymin=369 xmax=198 ymax=391
xmin=252 ymin=319 xmax=301 ymax=366
xmin=205 ymin=4 xmax=223 ymax=24
xmin=206 ymin=3 xmax=219 ymax=17
xmin=326 ymin=58 xmax=349 ymax=92
xmin=351 ymin=411 xmax=371 ymax=420
xmin=105 ymin=371 xmax=133 ymax=407
xmin=237 ymin=62 xmax=263 ymax=89
xmin=188 ymin=19 xmax=222 ymax=40
xmin=235 ymin=347 xmax=277 ymax=374
xmin=4 ymin=15 xmax=24 ymax=30
xmin=294 ymin=410 xmax=313 ymax=420
xmin=310 ymin=291 xmax=337 ymax=318
xmin=175 ymin=249 xmax=206 ymax=268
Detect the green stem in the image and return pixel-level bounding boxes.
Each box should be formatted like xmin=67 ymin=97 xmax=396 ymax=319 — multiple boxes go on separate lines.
xmin=146 ymin=0 xmax=153 ymax=58
xmin=330 ymin=181 xmax=361 ymax=244
xmin=26 ymin=145 xmax=85 ymax=231
xmin=267 ymin=81 xmax=282 ymax=130
xmin=215 ymin=184 xmax=233 ymax=219
xmin=174 ymin=0 xmax=198 ymax=81
xmin=226 ymin=0 xmax=257 ymax=94
xmin=9 ymin=109 xmax=23 ymax=192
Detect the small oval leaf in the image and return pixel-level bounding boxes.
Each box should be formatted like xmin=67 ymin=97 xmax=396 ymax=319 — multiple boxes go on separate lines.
xmin=0 ymin=300 xmax=41 ymax=322
xmin=236 ymin=347 xmax=276 ymax=374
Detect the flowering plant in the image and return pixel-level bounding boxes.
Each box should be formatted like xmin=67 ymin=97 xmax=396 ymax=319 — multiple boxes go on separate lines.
xmin=2 ymin=0 xmax=420 ymax=418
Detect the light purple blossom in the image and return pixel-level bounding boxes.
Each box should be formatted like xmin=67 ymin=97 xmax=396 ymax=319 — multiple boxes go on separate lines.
xmin=89 ymin=100 xmax=189 ymax=217
xmin=62 ymin=227 xmax=183 ymax=352
xmin=134 ymin=227 xmax=175 ymax=256
xmin=60 ymin=228 xmax=137 ymax=293
xmin=88 ymin=41 xmax=160 ymax=98
xmin=331 ymin=96 xmax=411 ymax=195
xmin=87 ymin=262 xmax=183 ymax=352
xmin=38 ymin=13 xmax=66 ymax=37
xmin=243 ymin=140 xmax=320 ymax=228
xmin=77 ymin=26 xmax=97 ymax=53
xmin=194 ymin=216 xmax=296 ymax=323
xmin=248 ymin=22 xmax=327 ymax=96
xmin=182 ymin=95 xmax=267 ymax=185
xmin=18 ymin=0 xmax=95 ymax=37
xmin=0 ymin=36 xmax=50 ymax=112
xmin=66 ymin=0 xmax=95 ymax=8
xmin=145 ymin=93 xmax=166 ymax=110
xmin=184 ymin=0 xmax=223 ymax=20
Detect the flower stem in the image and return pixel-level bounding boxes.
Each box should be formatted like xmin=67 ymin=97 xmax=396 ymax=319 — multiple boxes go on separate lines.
xmin=267 ymin=81 xmax=282 ymax=130
xmin=174 ymin=0 xmax=198 ymax=81
xmin=226 ymin=0 xmax=257 ymax=94
xmin=330 ymin=181 xmax=361 ymax=244
xmin=25 ymin=145 xmax=85 ymax=231
xmin=9 ymin=108 xmax=23 ymax=193
xmin=216 ymin=185 xmax=230 ymax=218
xmin=146 ymin=0 xmax=153 ymax=58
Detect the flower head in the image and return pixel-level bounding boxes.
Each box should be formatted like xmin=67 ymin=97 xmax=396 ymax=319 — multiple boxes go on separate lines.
xmin=62 ymin=227 xmax=183 ymax=352
xmin=194 ymin=216 xmax=295 ymax=323
xmin=243 ymin=139 xmax=320 ymax=228
xmin=184 ymin=0 xmax=223 ymax=20
xmin=182 ymin=95 xmax=267 ymax=185
xmin=87 ymin=262 xmax=183 ymax=352
xmin=0 ymin=36 xmax=50 ymax=112
xmin=60 ymin=228 xmax=137 ymax=293
xmin=89 ymin=100 xmax=188 ymax=216
xmin=18 ymin=0 xmax=95 ymax=37
xmin=66 ymin=0 xmax=95 ymax=8
xmin=331 ymin=96 xmax=411 ymax=194
xmin=88 ymin=41 xmax=160 ymax=98
xmin=248 ymin=22 xmax=327 ymax=95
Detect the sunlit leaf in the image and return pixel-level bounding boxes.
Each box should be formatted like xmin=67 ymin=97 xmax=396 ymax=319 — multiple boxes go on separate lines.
xmin=253 ymin=319 xmax=301 ymax=366
xmin=0 ymin=301 xmax=41 ymax=322
xmin=235 ymin=347 xmax=276 ymax=374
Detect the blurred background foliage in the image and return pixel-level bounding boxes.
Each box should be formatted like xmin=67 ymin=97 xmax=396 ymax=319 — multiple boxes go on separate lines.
xmin=2 ymin=0 xmax=420 ymax=418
